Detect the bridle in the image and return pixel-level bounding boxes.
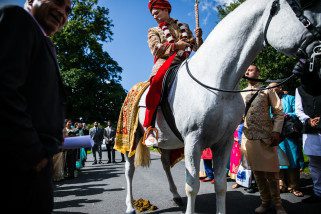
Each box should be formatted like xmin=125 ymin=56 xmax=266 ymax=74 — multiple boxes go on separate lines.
xmin=186 ymin=0 xmax=321 ymax=93
xmin=264 ymin=0 xmax=321 ymax=74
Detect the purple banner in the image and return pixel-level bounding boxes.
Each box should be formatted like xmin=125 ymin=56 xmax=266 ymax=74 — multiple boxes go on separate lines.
xmin=61 ymin=135 xmax=94 ymax=149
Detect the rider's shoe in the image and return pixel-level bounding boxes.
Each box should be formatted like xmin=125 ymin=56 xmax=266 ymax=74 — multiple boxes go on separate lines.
xmin=143 ymin=127 xmax=159 ymax=147
xmin=144 ymin=134 xmax=158 ymax=147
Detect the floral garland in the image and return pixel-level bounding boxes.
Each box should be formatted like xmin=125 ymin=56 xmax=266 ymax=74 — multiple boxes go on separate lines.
xmin=159 ymin=19 xmax=192 ymax=59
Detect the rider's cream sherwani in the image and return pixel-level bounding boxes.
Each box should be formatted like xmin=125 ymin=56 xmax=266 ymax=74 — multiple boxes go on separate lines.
xmin=147 ymin=18 xmax=196 ymax=76
xmin=241 ymin=83 xmax=284 ymax=172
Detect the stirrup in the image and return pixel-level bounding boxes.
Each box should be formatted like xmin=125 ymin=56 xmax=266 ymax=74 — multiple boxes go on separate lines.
xmin=142 ymin=127 xmax=159 ymax=146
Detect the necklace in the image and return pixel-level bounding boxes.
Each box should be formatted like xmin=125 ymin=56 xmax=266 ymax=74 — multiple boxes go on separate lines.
xmin=159 ymin=19 xmax=192 ymax=59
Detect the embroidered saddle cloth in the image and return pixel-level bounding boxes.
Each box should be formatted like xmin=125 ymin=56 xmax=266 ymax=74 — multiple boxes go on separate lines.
xmin=114 ymin=81 xmax=150 ymax=157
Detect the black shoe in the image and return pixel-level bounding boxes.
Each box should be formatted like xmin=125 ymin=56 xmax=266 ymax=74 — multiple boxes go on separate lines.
xmin=92 ymin=161 xmax=97 ymax=165
xmin=245 ymin=186 xmax=257 ymax=193
xmin=107 ymin=161 xmax=111 ymax=164
xmin=112 ymin=160 xmax=116 ymax=163
xmin=121 ymin=160 xmax=125 ymax=162
xmin=98 ymin=160 xmax=102 ymax=164
xmin=302 ymin=194 xmax=321 ymax=203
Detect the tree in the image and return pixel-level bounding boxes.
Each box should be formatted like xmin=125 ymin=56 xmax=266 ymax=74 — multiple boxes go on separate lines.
xmin=217 ymin=0 xmax=299 ymax=92
xmin=52 ymin=0 xmax=127 ymax=123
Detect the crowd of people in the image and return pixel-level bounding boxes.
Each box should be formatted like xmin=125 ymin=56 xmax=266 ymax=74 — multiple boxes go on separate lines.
xmin=51 ymin=119 xmax=125 ymax=182
xmin=89 ymin=120 xmax=125 ymax=165
xmin=199 ymin=64 xmax=320 ymax=214
xmin=52 ymin=119 xmax=89 ymax=182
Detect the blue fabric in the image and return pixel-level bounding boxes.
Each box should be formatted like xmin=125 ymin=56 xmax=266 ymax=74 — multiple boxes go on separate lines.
xmin=303 ymin=134 xmax=321 ymax=156
xmin=76 ymin=148 xmax=87 ymax=169
xmin=238 ymin=123 xmax=244 ymax=145
xmin=278 ymin=94 xmax=302 ymax=169
xmin=309 ymin=156 xmax=321 ymax=196
xmin=204 ymin=160 xmax=214 ymax=179
xmin=279 ymin=138 xmax=301 ymax=169
xmin=281 ymin=94 xmax=296 ymax=117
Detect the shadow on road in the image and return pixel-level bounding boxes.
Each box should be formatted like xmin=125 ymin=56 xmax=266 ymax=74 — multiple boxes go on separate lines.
xmin=54 ymin=198 xmax=101 ymax=211
xmin=54 ymin=162 xmax=125 ymax=211
xmin=150 ymin=189 xmax=320 ymax=214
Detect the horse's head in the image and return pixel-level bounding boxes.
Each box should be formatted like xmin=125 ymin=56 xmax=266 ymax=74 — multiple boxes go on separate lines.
xmin=265 ymin=0 xmax=321 ymax=77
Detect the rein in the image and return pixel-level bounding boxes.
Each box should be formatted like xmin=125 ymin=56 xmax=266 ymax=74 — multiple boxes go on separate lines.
xmin=185 ymin=60 xmax=296 ymax=93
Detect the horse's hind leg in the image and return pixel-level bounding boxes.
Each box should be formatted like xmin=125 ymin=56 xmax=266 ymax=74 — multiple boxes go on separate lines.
xmin=184 ymin=135 xmax=201 ymax=214
xmin=212 ymin=136 xmax=234 ymax=214
xmin=160 ymin=149 xmax=183 ymax=206
xmin=125 ymin=152 xmax=136 ymax=214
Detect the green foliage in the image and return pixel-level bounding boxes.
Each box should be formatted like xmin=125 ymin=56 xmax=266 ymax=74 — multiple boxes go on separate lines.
xmin=217 ymin=0 xmax=300 ymax=93
xmin=52 ymin=0 xmax=127 ymax=123
xmin=216 ymin=0 xmax=246 ymax=20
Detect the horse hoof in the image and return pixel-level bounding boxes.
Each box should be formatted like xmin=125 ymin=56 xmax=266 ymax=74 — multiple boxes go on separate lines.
xmin=173 ymin=197 xmax=184 ymax=207
xmin=125 ymin=211 xmax=136 ymax=214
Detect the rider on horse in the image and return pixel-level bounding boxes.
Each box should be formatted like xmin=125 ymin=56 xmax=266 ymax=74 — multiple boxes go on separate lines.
xmin=143 ymin=0 xmax=203 ymax=147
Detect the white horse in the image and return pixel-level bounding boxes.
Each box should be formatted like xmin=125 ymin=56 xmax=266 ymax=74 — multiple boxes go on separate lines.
xmin=124 ymin=0 xmax=321 ymax=213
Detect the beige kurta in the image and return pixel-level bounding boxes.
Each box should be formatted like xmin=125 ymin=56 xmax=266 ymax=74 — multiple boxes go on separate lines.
xmin=147 ymin=18 xmax=197 ymax=76
xmin=241 ymin=83 xmax=284 ymax=172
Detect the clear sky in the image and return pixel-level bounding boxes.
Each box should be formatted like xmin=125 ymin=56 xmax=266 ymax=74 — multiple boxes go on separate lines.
xmin=3 ymin=0 xmax=234 ymax=91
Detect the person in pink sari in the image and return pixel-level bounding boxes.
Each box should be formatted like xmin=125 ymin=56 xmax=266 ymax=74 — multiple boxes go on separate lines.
xmin=229 ymin=123 xmax=243 ymax=188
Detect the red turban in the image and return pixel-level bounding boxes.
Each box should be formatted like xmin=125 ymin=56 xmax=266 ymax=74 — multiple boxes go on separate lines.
xmin=148 ymin=0 xmax=172 ymax=13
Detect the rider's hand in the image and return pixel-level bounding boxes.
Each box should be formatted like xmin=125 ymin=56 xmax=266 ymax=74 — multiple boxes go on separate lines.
xmin=175 ymin=39 xmax=190 ymax=51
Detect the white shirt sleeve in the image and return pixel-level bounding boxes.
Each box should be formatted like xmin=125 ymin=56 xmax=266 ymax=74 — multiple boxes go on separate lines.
xmin=295 ymin=88 xmax=310 ymax=123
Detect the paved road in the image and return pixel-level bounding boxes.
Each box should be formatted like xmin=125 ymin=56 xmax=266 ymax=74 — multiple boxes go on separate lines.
xmin=53 ymin=152 xmax=321 ymax=214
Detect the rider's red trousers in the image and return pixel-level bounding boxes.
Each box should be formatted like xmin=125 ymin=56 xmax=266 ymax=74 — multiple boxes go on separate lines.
xmin=143 ymin=53 xmax=177 ymax=127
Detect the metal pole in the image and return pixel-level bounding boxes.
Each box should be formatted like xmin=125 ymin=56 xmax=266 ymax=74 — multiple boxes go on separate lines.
xmin=194 ymin=0 xmax=202 ymax=46
xmin=195 ymin=0 xmax=200 ymax=29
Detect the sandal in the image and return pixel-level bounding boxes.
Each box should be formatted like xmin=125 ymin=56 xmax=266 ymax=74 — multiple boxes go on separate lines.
xmin=279 ymin=185 xmax=287 ymax=193
xmin=200 ymin=177 xmax=214 ymax=182
xmin=289 ymin=189 xmax=304 ymax=197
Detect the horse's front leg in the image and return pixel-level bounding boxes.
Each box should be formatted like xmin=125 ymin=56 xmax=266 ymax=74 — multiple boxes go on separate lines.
xmin=212 ymin=135 xmax=234 ymax=214
xmin=184 ymin=135 xmax=201 ymax=214
xmin=160 ymin=149 xmax=183 ymax=206
xmin=124 ymin=152 xmax=136 ymax=214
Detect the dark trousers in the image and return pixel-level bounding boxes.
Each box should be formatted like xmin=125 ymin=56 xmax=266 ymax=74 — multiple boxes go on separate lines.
xmin=107 ymin=143 xmax=116 ymax=162
xmin=65 ymin=149 xmax=77 ymax=177
xmin=309 ymin=155 xmax=321 ymax=196
xmin=5 ymin=159 xmax=54 ymax=213
xmin=107 ymin=143 xmax=125 ymax=162
xmin=92 ymin=143 xmax=102 ymax=161
xmin=204 ymin=159 xmax=214 ymax=179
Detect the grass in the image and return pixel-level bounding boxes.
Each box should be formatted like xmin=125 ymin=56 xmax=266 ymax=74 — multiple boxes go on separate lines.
xmin=303 ymin=154 xmax=310 ymax=175
xmin=149 ymin=147 xmax=159 ymax=152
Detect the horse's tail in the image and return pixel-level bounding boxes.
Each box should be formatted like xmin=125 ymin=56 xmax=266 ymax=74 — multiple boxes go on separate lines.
xmin=134 ymin=138 xmax=151 ymax=167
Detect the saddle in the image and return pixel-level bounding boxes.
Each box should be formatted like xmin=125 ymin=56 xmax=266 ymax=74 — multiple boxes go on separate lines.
xmin=160 ymin=64 xmax=184 ymax=142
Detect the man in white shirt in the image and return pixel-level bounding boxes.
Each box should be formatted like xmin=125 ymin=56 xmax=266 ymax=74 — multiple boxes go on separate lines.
xmin=295 ymin=83 xmax=321 ymax=203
